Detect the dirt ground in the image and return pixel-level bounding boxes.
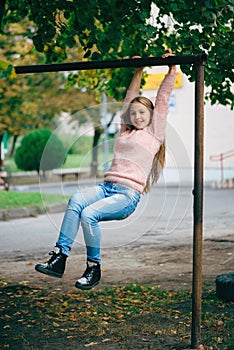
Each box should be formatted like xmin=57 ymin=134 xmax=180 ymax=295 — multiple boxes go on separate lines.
xmin=1 ymin=234 xmax=234 ymax=350
xmin=1 ymin=234 xmax=233 ymax=291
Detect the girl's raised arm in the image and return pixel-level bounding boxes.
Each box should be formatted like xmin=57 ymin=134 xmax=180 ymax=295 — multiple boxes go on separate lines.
xmin=150 ymin=50 xmax=177 ymax=142
xmin=120 ymin=57 xmax=144 ymax=132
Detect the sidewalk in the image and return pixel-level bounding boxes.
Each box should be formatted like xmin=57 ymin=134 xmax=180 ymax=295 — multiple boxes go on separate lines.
xmin=1 ymin=167 xmax=234 ymax=221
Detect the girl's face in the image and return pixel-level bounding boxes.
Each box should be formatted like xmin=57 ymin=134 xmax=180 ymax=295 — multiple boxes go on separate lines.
xmin=129 ymin=102 xmax=151 ymax=130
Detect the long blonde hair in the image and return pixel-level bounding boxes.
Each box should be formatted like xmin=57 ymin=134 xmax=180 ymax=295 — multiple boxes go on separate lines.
xmin=123 ymin=96 xmax=166 ymax=194
xmin=143 ymin=141 xmax=165 ymax=193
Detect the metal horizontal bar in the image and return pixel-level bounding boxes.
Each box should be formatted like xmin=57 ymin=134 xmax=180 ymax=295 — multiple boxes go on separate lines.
xmin=15 ymin=54 xmax=207 ymax=74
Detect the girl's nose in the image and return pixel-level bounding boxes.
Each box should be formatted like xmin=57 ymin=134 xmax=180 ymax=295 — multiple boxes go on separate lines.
xmin=135 ymin=113 xmax=141 ymax=119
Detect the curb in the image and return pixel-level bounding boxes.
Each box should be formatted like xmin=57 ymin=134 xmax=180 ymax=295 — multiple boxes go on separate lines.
xmin=0 ymin=202 xmax=67 ymax=221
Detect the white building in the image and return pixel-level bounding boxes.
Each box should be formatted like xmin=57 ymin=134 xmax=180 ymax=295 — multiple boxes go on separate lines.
xmin=143 ymin=66 xmax=234 ymax=185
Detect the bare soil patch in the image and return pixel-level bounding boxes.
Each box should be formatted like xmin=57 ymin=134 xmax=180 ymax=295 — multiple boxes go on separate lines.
xmin=1 ymin=235 xmax=233 ymax=350
xmin=1 ymin=234 xmax=233 ymax=291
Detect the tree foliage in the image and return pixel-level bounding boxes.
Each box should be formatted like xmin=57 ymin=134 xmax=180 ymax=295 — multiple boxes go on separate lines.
xmin=0 ymin=20 xmax=97 ymax=166
xmin=155 ymin=0 xmax=234 ymax=107
xmin=0 ymin=21 xmax=97 ymax=133
xmin=14 ymin=129 xmax=67 ymax=174
xmin=1 ymin=0 xmax=233 ymax=108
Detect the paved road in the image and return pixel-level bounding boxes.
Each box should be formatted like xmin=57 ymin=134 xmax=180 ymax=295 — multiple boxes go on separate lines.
xmin=0 ymin=180 xmax=234 ymax=258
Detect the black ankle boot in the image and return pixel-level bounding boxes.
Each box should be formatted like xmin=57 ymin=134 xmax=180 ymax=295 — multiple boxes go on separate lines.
xmin=35 ymin=247 xmax=67 ymax=278
xmin=75 ymin=260 xmax=101 ymax=290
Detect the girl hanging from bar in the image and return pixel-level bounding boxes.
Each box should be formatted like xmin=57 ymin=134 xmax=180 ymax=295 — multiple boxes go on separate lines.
xmin=35 ymin=50 xmax=177 ymax=290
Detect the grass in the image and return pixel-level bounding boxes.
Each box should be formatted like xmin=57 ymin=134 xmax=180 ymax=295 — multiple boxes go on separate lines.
xmin=64 ymin=153 xmax=91 ymax=168
xmin=5 ymin=151 xmax=113 ymax=173
xmin=4 ymin=154 xmax=89 ymax=173
xmin=4 ymin=134 xmax=114 ymax=173
xmin=0 ymin=279 xmax=233 ymax=350
xmin=0 ymin=191 xmax=69 ymax=209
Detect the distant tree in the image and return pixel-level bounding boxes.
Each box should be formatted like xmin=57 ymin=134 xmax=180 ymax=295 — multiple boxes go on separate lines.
xmin=0 ymin=21 xmax=96 ymax=166
xmin=14 ymin=129 xmax=67 ymax=176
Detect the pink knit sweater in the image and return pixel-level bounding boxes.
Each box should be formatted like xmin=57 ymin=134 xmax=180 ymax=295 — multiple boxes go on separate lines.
xmin=104 ymin=73 xmax=176 ymax=194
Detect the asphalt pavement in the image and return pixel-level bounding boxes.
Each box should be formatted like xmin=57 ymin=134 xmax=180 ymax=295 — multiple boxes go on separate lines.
xmin=0 ymin=179 xmax=233 ymax=258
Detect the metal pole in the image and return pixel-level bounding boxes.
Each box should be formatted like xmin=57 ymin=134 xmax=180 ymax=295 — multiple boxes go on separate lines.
xmin=14 ymin=54 xmax=207 ymax=74
xmin=220 ymin=153 xmax=224 ymax=185
xmin=191 ymin=63 xmax=205 ymax=349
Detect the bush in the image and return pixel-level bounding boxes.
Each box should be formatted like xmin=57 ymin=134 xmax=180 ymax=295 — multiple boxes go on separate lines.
xmin=14 ymin=129 xmax=67 ymax=174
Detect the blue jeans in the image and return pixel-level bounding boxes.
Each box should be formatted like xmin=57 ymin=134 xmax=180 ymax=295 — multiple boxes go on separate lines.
xmin=56 ymin=182 xmax=141 ymax=263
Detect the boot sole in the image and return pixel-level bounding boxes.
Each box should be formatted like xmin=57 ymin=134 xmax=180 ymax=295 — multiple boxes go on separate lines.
xmin=35 ymin=265 xmax=63 ymax=278
xmin=75 ymin=280 xmax=100 ymax=290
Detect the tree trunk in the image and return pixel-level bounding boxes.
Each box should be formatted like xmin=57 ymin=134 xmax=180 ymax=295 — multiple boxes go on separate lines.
xmin=90 ymin=126 xmax=103 ymax=177
xmin=0 ymin=134 xmax=3 ymax=171
xmin=10 ymin=135 xmax=18 ymax=157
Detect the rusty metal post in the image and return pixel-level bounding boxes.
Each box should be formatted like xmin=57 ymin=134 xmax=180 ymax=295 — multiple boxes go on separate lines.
xmin=191 ymin=63 xmax=205 ymax=348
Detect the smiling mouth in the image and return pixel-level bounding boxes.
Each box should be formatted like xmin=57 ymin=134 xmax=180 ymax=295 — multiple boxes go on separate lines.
xmin=134 ymin=121 xmax=145 ymax=128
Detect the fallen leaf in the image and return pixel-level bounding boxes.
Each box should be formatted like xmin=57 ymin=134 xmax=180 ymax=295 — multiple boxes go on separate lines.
xmin=84 ymin=342 xmax=98 ymax=347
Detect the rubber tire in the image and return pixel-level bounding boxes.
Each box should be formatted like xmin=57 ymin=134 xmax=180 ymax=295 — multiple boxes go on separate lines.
xmin=215 ymin=272 xmax=234 ymax=302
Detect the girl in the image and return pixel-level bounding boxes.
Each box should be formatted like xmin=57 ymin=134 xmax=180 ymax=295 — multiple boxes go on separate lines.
xmin=35 ymin=51 xmax=177 ymax=290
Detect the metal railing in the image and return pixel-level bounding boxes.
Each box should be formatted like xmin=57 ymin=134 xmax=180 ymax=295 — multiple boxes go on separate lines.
xmin=210 ymin=149 xmax=234 ymax=183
